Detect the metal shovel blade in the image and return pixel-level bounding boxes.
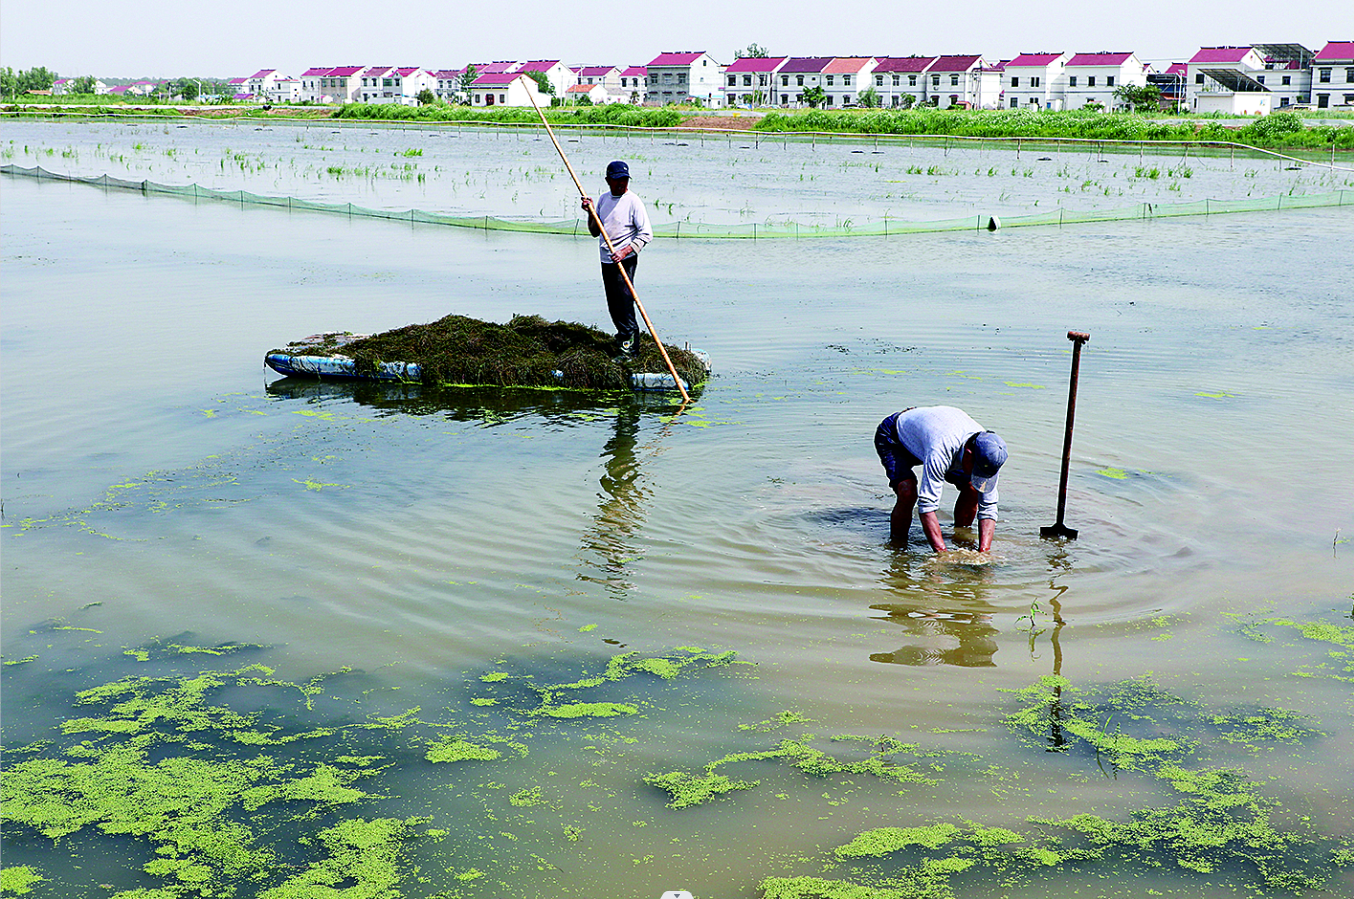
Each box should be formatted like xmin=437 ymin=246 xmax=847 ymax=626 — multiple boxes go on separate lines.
xmin=1040 ymin=523 xmax=1079 ymax=540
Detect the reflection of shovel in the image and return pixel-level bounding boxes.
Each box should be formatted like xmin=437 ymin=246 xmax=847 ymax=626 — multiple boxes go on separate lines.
xmin=1042 ymin=331 xmax=1090 ymax=540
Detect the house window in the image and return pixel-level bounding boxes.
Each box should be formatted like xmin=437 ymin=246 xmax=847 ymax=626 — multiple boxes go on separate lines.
xmin=826 ymin=75 xmax=834 ymax=85
xmin=1087 ymin=76 xmax=1096 ymax=87
xmin=728 ymin=94 xmax=736 ymax=104
xmin=677 ymin=74 xmax=686 ymax=84
xmin=1032 ymin=76 xmax=1041 ymax=87
xmin=1347 ymin=67 xmax=1354 ymax=82
xmin=1011 ymin=96 xmax=1019 ymax=108
xmin=1282 ymin=75 xmax=1291 ymax=85
xmin=781 ymin=93 xmax=788 ymax=103
xmin=950 ymin=74 xmax=959 ymax=86
xmin=908 ymin=75 xmax=917 ymax=86
xmin=744 ymin=75 xmax=752 ymax=86
xmin=1011 ymin=76 xmax=1019 ymax=87
xmin=499 ymin=93 xmax=505 ymax=104
xmin=843 ymin=75 xmax=851 ymax=86
xmin=728 ymin=75 xmax=736 ymax=86
xmin=782 ymin=75 xmax=788 ymax=86
xmin=1069 ymin=75 xmax=1078 ymax=87
xmin=893 ymin=75 xmax=900 ymax=86
xmin=1319 ymin=69 xmax=1331 ymax=83
xmin=1257 ymin=75 xmax=1265 ymax=84
xmin=932 ymin=75 xmax=939 ymax=86
xmin=759 ymin=75 xmax=767 ymax=86
xmin=1106 ymin=76 xmax=1114 ymax=86
xmin=1195 ymin=73 xmax=1204 ymax=84
xmin=797 ymin=75 xmax=804 ymax=86
xmin=1317 ymin=93 xmax=1329 ymax=107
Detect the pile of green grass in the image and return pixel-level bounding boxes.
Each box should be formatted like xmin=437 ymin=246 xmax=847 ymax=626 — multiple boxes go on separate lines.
xmin=281 ymin=313 xmax=708 ymax=390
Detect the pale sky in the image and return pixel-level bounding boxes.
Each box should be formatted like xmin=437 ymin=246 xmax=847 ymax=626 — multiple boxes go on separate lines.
xmin=2 ymin=0 xmax=1349 ymax=80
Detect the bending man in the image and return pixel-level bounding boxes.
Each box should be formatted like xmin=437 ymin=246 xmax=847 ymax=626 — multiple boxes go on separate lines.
xmin=874 ymin=406 xmax=1007 ymax=552
xmin=580 ymin=160 xmax=653 ymax=359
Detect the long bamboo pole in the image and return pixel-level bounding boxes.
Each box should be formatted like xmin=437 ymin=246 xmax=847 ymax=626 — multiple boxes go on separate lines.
xmin=524 ymin=91 xmax=690 ymax=403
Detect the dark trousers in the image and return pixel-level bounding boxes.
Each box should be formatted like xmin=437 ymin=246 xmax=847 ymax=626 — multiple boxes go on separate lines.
xmin=601 ymin=255 xmax=639 ymax=342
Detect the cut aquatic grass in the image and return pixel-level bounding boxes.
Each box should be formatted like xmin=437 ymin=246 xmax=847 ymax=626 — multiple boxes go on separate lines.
xmin=272 ymin=313 xmax=709 ymax=391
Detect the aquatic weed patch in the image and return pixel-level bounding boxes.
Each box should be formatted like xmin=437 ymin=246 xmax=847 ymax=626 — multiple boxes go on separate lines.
xmin=0 ymin=644 xmax=746 ymax=897
xmin=755 ymin=673 xmax=1345 ymax=899
xmin=271 ymin=314 xmax=710 ymax=392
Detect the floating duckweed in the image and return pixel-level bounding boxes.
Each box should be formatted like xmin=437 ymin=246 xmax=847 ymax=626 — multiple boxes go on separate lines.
xmin=424 ymin=736 xmax=501 ymax=763
xmin=258 ymin=817 xmax=409 ymax=899
xmin=0 ymin=866 xmax=44 ymax=895
xmin=509 ymin=787 xmax=547 ymax=807
xmin=480 ymin=672 xmax=508 ymax=683
xmin=1096 ymin=467 xmax=1129 ymax=479
xmin=836 ymin=823 xmax=960 ymax=858
xmin=644 ymin=771 xmax=759 ymax=809
xmin=740 ymin=710 xmax=813 ymax=732
xmin=531 ymin=701 xmax=638 ymax=719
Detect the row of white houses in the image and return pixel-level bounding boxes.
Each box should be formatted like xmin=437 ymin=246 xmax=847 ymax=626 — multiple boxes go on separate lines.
xmin=58 ymin=41 xmax=1354 ymax=114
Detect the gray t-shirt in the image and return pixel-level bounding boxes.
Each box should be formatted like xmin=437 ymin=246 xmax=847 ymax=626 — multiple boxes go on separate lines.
xmin=594 ymin=190 xmax=652 ymax=263
xmin=893 ymin=406 xmax=999 ymax=520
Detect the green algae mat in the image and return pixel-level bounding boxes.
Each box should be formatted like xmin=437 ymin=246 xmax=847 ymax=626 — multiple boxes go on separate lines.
xmin=2 ymin=617 xmax=1352 ymax=898
xmin=266 ymin=314 xmax=711 ymax=392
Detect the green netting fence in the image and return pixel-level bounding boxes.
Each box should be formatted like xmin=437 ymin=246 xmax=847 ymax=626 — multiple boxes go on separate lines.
xmin=4 ymin=163 xmax=1350 ymax=238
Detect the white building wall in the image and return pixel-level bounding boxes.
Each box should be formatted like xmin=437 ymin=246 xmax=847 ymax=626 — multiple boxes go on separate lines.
xmin=1313 ymin=60 xmax=1354 ymax=108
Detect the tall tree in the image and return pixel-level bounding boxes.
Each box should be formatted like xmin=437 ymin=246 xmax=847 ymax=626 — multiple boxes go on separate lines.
xmin=1 ymin=67 xmax=18 ymax=99
xmin=456 ymin=65 xmax=478 ymax=103
xmin=72 ymin=75 xmax=98 ymax=94
xmin=734 ymin=43 xmax=769 ymax=60
xmin=525 ymin=70 xmax=554 ymax=96
xmin=18 ymin=66 xmax=58 ymax=92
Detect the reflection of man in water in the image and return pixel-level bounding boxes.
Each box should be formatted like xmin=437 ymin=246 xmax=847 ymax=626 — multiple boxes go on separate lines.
xmin=874 ymin=406 xmax=1007 ymax=552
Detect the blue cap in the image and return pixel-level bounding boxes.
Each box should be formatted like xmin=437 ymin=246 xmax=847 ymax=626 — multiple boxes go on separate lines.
xmin=969 ymin=431 xmax=1007 ymax=493
xmin=606 ymin=160 xmax=630 ymax=179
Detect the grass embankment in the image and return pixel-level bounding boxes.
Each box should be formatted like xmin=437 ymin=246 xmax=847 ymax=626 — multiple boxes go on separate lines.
xmin=277 ymin=314 xmax=709 ymax=391
xmin=332 ymin=102 xmax=684 ymax=128
xmin=754 ymin=108 xmax=1354 ymax=151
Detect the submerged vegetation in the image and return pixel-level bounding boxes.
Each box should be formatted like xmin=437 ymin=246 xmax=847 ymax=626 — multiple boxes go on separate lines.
xmin=270 ymin=314 xmax=710 ymax=391
xmin=3 ymin=615 xmax=1351 ymax=897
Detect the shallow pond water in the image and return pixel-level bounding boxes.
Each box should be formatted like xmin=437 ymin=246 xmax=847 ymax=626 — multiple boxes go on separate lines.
xmin=2 ymin=119 xmax=1352 ymax=899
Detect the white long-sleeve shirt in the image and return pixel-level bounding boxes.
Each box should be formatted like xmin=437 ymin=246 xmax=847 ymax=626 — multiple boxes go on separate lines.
xmin=594 ymin=190 xmax=652 ymax=263
xmin=893 ymin=406 xmax=999 ymax=520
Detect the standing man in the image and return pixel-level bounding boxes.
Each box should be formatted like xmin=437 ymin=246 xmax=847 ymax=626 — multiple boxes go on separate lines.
xmin=874 ymin=406 xmax=1008 ymax=553
xmin=581 ymin=160 xmax=652 ymax=359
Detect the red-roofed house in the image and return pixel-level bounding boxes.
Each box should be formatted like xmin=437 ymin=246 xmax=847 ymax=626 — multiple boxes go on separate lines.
xmin=823 ymin=58 xmax=878 ymax=107
xmin=313 ymin=67 xmax=369 ymax=104
xmin=566 ymin=83 xmax=610 ymax=105
xmin=1313 ymin=41 xmax=1354 ymax=108
xmin=776 ymin=58 xmax=831 ymax=106
xmin=577 ymin=66 xmax=621 ymax=93
xmin=357 ymin=67 xmax=435 ymax=105
xmin=926 ymin=55 xmax=1000 ymax=108
xmin=1186 ymin=47 xmax=1270 ymax=115
xmin=723 ymin=56 xmax=786 ymax=107
xmin=646 ymin=51 xmax=723 ymax=106
xmin=247 ymin=69 xmax=286 ymax=96
xmin=1254 ymin=44 xmax=1313 ymax=109
xmin=618 ymin=66 xmax=648 ymax=104
xmin=515 ymin=60 xmax=577 ymax=98
xmin=1003 ymin=52 xmax=1070 ymax=109
xmin=870 ymin=57 xmax=937 ymax=108
xmin=470 ymin=72 xmax=546 ymax=108
xmin=299 ymin=67 xmax=330 ymax=102
xmin=1064 ymin=52 xmax=1146 ymax=110
xmin=433 ymin=69 xmax=467 ymax=103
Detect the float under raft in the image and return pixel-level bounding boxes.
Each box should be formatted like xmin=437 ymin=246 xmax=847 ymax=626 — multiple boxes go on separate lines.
xmin=264 ymin=314 xmax=711 ymax=393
